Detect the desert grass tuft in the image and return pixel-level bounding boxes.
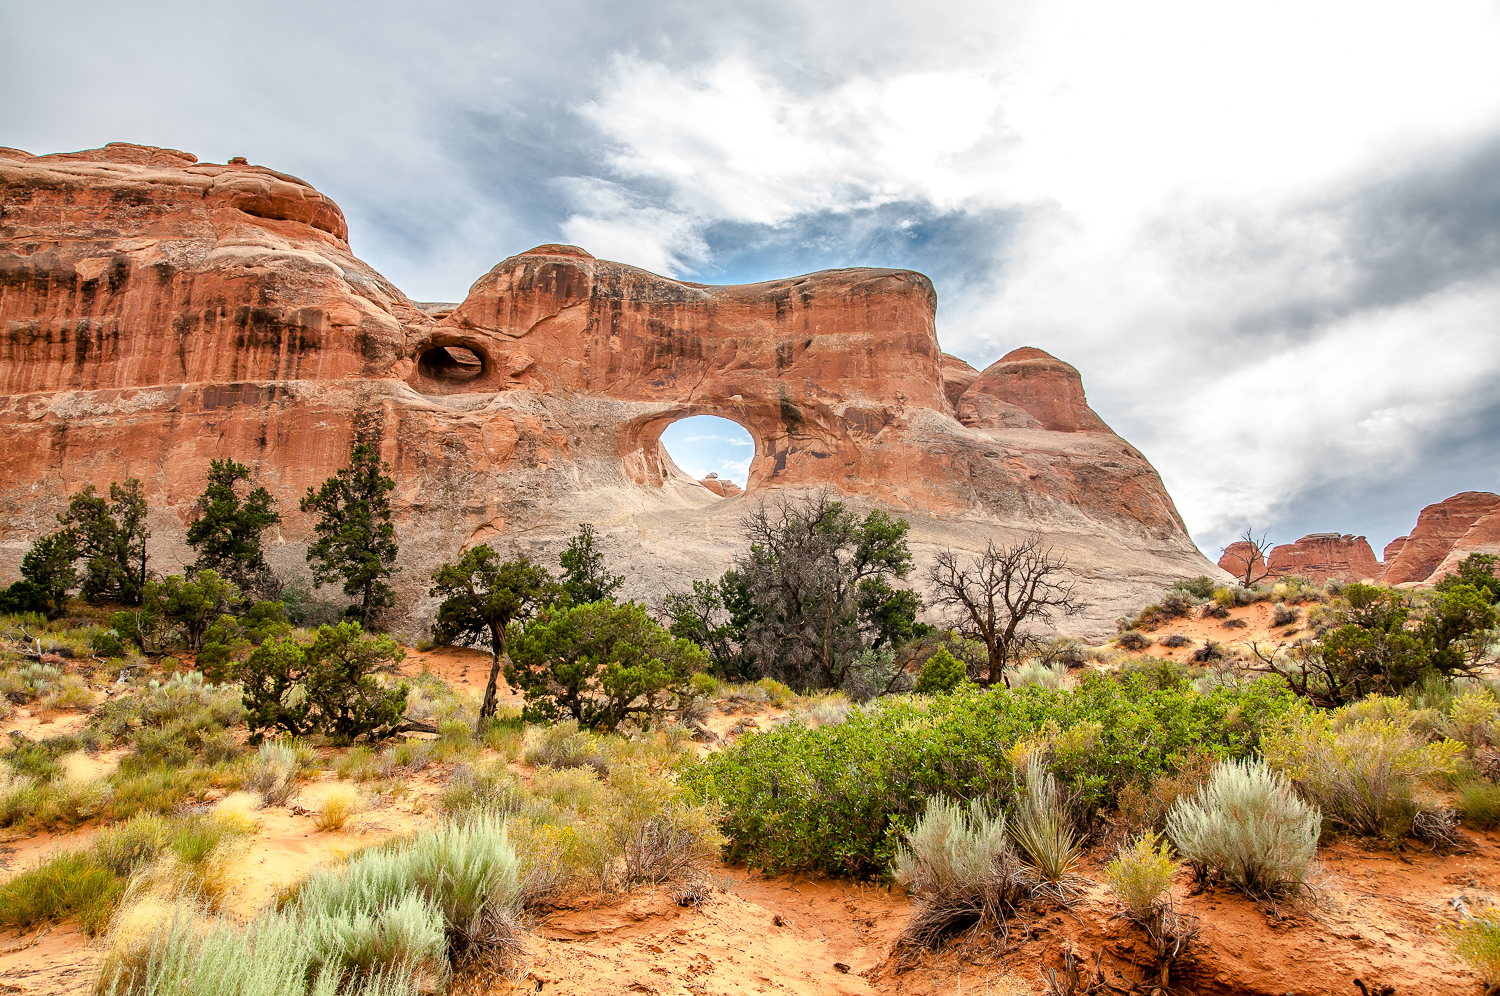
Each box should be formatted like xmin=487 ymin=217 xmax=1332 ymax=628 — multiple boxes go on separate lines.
xmin=0 ymin=851 xmax=123 ymax=936
xmin=314 ymin=787 xmax=362 ymax=832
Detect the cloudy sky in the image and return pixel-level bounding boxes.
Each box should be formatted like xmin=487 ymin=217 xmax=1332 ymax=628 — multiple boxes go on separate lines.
xmin=5 ymin=0 xmax=1499 ymax=558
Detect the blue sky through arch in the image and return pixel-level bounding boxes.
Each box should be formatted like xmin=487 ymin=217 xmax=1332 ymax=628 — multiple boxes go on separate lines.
xmin=660 ymin=416 xmax=753 ymax=490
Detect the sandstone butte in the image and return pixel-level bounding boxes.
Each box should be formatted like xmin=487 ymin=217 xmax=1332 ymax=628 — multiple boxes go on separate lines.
xmin=1215 ymin=492 xmax=1500 ymax=587
xmin=0 ymin=144 xmax=1220 ymax=637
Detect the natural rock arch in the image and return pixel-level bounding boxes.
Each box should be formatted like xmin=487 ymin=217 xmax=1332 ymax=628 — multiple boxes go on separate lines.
xmin=621 ymin=405 xmax=767 ymax=492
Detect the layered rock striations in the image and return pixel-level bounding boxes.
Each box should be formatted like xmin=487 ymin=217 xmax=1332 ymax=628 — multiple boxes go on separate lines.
xmin=0 ymin=144 xmax=1219 ymax=636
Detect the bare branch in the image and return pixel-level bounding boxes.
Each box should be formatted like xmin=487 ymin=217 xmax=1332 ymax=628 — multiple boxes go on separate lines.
xmin=926 ymin=533 xmax=1080 ymax=685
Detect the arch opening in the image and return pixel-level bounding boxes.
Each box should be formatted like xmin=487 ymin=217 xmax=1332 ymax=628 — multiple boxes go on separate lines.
xmin=659 ymin=415 xmax=754 ymax=497
xmin=417 ymin=345 xmax=485 ymax=383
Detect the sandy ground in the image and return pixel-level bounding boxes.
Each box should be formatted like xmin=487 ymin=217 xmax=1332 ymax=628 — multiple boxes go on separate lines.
xmin=1120 ymin=598 xmax=1304 ymax=663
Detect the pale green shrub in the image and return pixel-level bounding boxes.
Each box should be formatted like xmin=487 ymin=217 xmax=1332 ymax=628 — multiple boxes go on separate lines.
xmin=1166 ymin=758 xmax=1319 ymax=896
xmin=1105 ymin=833 xmax=1176 ymax=917
xmin=97 ymin=899 xmax=424 ymax=996
xmin=891 ymin=796 xmax=1011 ymax=896
xmin=0 ymin=662 xmax=61 ymax=703
xmin=1010 ymin=662 xmax=1068 ymax=691
xmin=292 ymin=813 xmax=524 ymax=964
xmin=523 ymin=721 xmax=607 ymax=772
xmin=891 ymin=795 xmax=1030 ymax=951
xmin=244 ymin=740 xmax=312 ymax=807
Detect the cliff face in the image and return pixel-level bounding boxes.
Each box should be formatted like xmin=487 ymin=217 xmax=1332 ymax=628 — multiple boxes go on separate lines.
xmin=1381 ymin=492 xmax=1500 ymax=586
xmin=0 ymin=144 xmax=1218 ymax=637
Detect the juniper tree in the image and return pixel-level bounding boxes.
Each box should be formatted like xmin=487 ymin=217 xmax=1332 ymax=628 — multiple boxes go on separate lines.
xmin=301 ymin=443 xmax=398 ymax=627
xmin=57 ymin=479 xmax=150 ymax=605
xmin=429 ymin=547 xmax=554 ymax=719
xmin=186 ymin=459 xmax=281 ymax=596
xmin=558 ymin=523 xmax=624 ymax=605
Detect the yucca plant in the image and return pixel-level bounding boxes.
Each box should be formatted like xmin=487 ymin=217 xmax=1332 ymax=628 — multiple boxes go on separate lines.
xmin=1010 ymin=755 xmax=1083 ymax=888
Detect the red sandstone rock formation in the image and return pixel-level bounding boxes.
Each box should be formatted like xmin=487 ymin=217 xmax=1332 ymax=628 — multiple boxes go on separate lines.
xmin=698 ymin=475 xmax=744 ymax=498
xmin=940 ymin=353 xmax=980 ymax=408
xmin=0 ymin=144 xmax=1217 ymax=636
xmin=1384 ymin=536 xmax=1408 ymax=563
xmin=1413 ymin=501 xmax=1500 ymax=584
xmin=1218 ymin=541 xmax=1268 ymax=585
xmin=1382 ymin=492 xmax=1500 ymax=585
xmin=957 ymin=348 xmax=1110 ymax=433
xmin=1264 ymin=534 xmax=1382 ymax=584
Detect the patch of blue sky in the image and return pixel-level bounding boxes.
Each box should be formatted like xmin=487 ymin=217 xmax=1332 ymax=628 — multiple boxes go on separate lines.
xmin=660 ymin=415 xmax=753 ymax=488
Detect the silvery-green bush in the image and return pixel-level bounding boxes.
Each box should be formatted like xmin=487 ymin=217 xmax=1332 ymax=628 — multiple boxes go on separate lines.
xmin=1166 ymin=758 xmax=1319 ymax=896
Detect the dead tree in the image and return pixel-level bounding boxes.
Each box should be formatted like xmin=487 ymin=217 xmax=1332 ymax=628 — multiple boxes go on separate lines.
xmin=1221 ymin=528 xmax=1274 ymax=587
xmin=926 ymin=534 xmax=1079 ymax=685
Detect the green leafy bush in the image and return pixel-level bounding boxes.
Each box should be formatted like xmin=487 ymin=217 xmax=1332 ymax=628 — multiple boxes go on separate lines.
xmin=240 ymin=622 xmax=408 ymax=742
xmin=684 ymin=673 xmax=1295 ymax=877
xmin=1166 ymin=758 xmax=1319 ymax=897
xmin=507 ymin=601 xmax=706 ymax=731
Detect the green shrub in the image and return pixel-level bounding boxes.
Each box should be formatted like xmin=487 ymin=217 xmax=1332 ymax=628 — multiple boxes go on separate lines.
xmin=684 ymin=673 xmax=1296 ymax=877
xmin=1105 ymin=833 xmax=1176 ymax=918
xmin=914 ymin=649 xmax=967 ymax=694
xmin=1166 ymin=758 xmax=1319 ymax=897
xmin=89 ymin=670 xmax=243 ymax=750
xmin=1263 ymin=697 xmax=1462 ymax=840
xmin=506 ymin=600 xmax=707 ymax=731
xmin=688 ymin=672 xmax=721 ymax=698
xmin=240 ymin=622 xmax=408 ymax=742
xmin=1451 ymin=906 xmax=1500 ymax=988
xmin=0 ymin=851 xmax=122 ymax=936
xmin=1458 ymin=782 xmax=1500 ymax=829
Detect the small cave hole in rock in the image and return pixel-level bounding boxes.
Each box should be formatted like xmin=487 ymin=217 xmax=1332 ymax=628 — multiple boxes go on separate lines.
xmin=660 ymin=415 xmax=753 ymax=497
xmin=418 ymin=345 xmax=484 ymax=382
